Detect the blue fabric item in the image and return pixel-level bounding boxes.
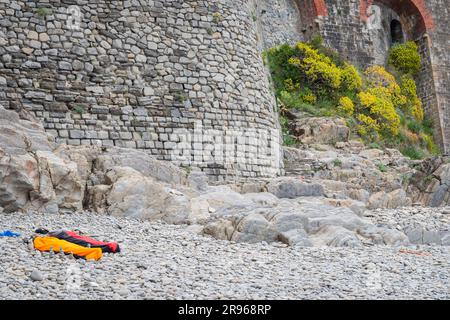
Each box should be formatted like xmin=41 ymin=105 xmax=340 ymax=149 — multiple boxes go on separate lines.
xmin=0 ymin=230 xmax=20 ymax=237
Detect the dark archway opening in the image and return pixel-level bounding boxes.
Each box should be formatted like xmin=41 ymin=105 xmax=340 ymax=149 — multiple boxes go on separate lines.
xmin=390 ymin=19 xmax=404 ymax=44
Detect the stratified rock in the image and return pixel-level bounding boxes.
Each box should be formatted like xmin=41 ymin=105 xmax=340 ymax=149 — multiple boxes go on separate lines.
xmin=309 ymin=225 xmax=362 ymax=247
xmin=267 ymin=177 xmax=324 ymax=199
xmin=96 ymin=166 xmax=192 ymax=224
xmin=230 ymin=213 xmax=279 ymax=243
xmin=0 ymin=105 xmax=53 ymax=155
xmin=368 ymin=189 xmax=412 ymax=209
xmin=93 ymin=148 xmax=188 ymax=185
xmin=278 ymin=228 xmax=312 ymax=246
xmin=35 ymin=151 xmax=84 ymax=211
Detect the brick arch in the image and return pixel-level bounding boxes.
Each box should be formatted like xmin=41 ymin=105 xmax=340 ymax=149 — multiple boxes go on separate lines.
xmin=360 ymin=0 xmax=434 ymax=37
xmin=312 ymin=0 xmax=328 ymax=17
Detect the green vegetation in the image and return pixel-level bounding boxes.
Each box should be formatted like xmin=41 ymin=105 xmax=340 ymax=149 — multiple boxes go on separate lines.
xmin=368 ymin=142 xmax=381 ymax=149
xmin=400 ymin=146 xmax=426 ymax=160
xmin=182 ymin=166 xmax=192 ymax=175
xmin=36 ymin=7 xmax=51 ymax=18
xmin=377 ymin=162 xmax=388 ymax=173
xmin=264 ymin=36 xmax=439 ymax=159
xmin=333 ymin=158 xmax=342 ymax=167
xmin=212 ymin=12 xmax=221 ymax=23
xmin=388 ymin=41 xmax=421 ymax=75
xmin=72 ymin=105 xmax=85 ymax=115
xmin=174 ymin=92 xmax=187 ymax=103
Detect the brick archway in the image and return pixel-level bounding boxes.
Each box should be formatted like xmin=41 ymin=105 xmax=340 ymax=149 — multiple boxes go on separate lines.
xmin=312 ymin=0 xmax=327 ymax=17
xmin=360 ymin=0 xmax=434 ymax=38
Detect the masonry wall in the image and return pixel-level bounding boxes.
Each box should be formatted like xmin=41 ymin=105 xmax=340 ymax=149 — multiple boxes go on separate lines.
xmin=0 ymin=0 xmax=283 ymax=181
xmin=252 ymin=0 xmax=305 ymax=50
xmin=427 ymin=0 xmax=450 ymax=152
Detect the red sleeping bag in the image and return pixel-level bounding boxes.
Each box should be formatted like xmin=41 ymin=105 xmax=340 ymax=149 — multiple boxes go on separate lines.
xmin=47 ymin=230 xmax=120 ymax=253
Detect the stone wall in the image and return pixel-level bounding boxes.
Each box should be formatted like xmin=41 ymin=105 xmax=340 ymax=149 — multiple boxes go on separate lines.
xmin=0 ymin=0 xmax=283 ymax=181
xmin=252 ymin=0 xmax=305 ymax=50
xmin=427 ymin=0 xmax=450 ymax=153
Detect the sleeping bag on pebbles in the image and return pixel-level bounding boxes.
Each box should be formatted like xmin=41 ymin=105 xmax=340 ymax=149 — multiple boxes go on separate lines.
xmin=33 ymin=237 xmax=103 ymax=261
xmin=47 ymin=230 xmax=120 ymax=253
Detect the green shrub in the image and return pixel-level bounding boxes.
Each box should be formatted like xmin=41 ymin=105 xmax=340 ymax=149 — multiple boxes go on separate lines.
xmin=421 ymin=133 xmax=440 ymax=155
xmin=283 ymin=134 xmax=297 ymax=146
xmin=377 ymin=163 xmax=388 ymax=173
xmin=401 ymin=146 xmax=426 ymax=160
xmin=407 ymin=120 xmax=422 ymax=134
xmin=422 ymin=118 xmax=434 ymax=136
xmin=333 ymin=158 xmax=342 ymax=167
xmin=36 ymin=7 xmax=51 ymax=17
xmin=73 ymin=105 xmax=85 ymax=115
xmin=388 ymin=41 xmax=421 ymax=75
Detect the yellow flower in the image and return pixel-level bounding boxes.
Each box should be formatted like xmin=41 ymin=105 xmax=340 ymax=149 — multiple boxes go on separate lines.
xmin=302 ymin=92 xmax=317 ymax=104
xmin=338 ymin=96 xmax=354 ymax=116
xmin=295 ymin=42 xmax=342 ymax=89
xmin=341 ymin=63 xmax=362 ymax=91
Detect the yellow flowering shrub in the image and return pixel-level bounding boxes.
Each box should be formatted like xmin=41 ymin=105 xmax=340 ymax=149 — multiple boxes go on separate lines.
xmin=421 ymin=133 xmax=439 ymax=154
xmin=284 ymin=78 xmax=299 ymax=91
xmin=341 ymin=63 xmax=362 ymax=91
xmin=293 ymin=42 xmax=342 ymax=89
xmin=288 ymin=57 xmax=301 ymax=66
xmin=357 ymin=88 xmax=401 ymax=136
xmin=400 ymin=75 xmax=424 ymax=121
xmin=400 ymin=75 xmax=417 ymax=97
xmin=356 ymin=113 xmax=379 ymax=137
xmin=412 ymin=100 xmax=424 ymax=122
xmin=337 ymin=96 xmax=354 ymax=116
xmin=302 ymin=92 xmax=317 ymax=104
xmin=365 ymin=66 xmax=402 ymax=97
xmin=265 ymin=40 xmax=436 ymax=155
xmin=388 ymin=41 xmax=421 ymax=75
xmin=365 ymin=66 xmax=413 ymax=107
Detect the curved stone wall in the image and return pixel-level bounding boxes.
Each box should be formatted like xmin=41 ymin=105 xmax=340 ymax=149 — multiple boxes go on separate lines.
xmin=0 ymin=0 xmax=283 ymax=181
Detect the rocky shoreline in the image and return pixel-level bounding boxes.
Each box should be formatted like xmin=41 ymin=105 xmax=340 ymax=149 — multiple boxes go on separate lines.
xmin=1 ymin=211 xmax=450 ymax=300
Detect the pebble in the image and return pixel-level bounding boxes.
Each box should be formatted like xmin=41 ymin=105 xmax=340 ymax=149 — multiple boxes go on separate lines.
xmin=30 ymin=270 xmax=43 ymax=282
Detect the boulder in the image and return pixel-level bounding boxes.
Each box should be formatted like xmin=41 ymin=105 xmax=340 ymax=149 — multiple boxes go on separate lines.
xmin=324 ymin=198 xmax=367 ymax=216
xmin=307 ymin=207 xmax=369 ymax=233
xmin=93 ymin=148 xmax=188 ymax=185
xmin=230 ymin=213 xmax=279 ymax=243
xmin=267 ymin=177 xmax=324 ymax=199
xmin=290 ymin=117 xmax=350 ymax=144
xmin=359 ymin=226 xmax=409 ymax=246
xmin=278 ymin=228 xmax=312 ymax=246
xmin=0 ymin=105 xmax=53 ymax=155
xmin=359 ymin=148 xmax=384 ymax=159
xmin=191 ymin=185 xmax=255 ymax=217
xmin=368 ymin=189 xmax=412 ymax=209
xmin=0 ymin=152 xmax=41 ymax=213
xmin=35 ymin=151 xmax=84 ymax=211
xmin=99 ymin=166 xmax=191 ymax=224
xmin=309 ymin=225 xmax=362 ymax=247
xmin=0 ymin=106 xmax=83 ymax=213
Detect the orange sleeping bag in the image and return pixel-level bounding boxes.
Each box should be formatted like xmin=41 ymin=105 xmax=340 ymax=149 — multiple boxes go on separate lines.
xmin=33 ymin=236 xmax=103 ymax=261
